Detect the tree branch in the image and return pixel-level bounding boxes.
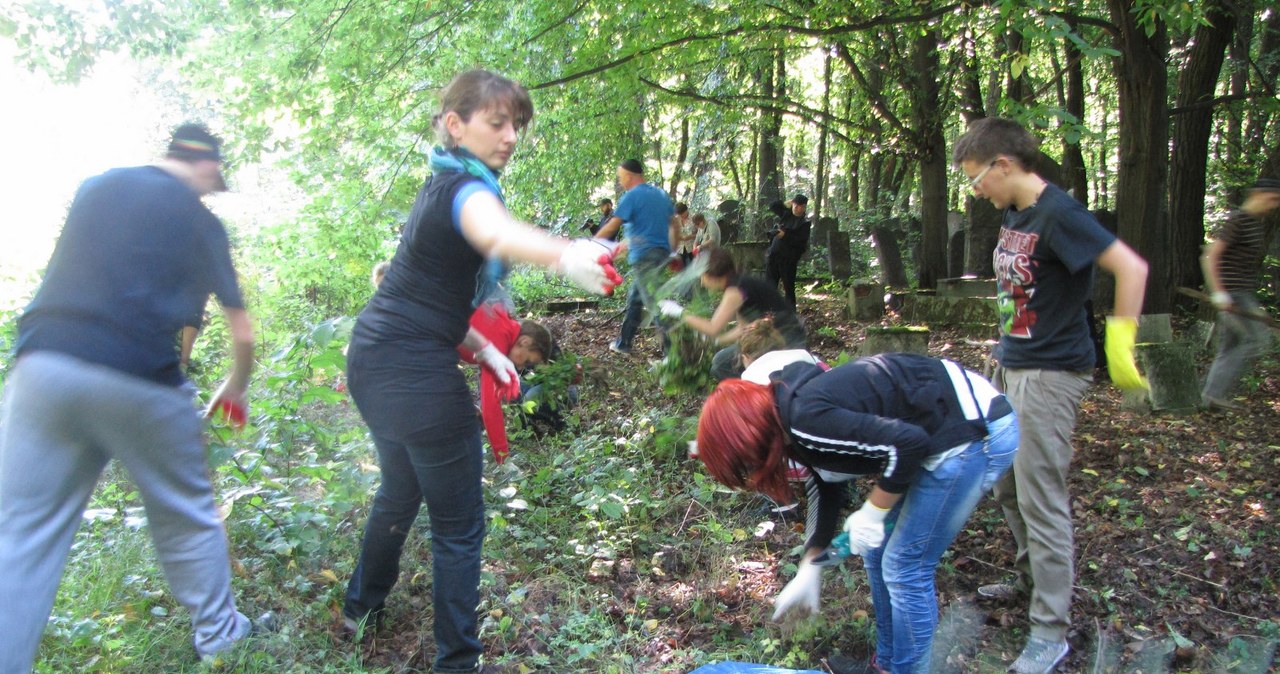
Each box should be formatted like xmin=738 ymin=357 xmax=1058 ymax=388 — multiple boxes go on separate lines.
xmin=636 ymin=76 xmax=867 ymax=147
xmin=529 ymin=6 xmax=961 ymax=90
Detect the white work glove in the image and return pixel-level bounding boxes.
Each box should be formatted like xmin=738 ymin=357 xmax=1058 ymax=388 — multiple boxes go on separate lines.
xmin=658 ymin=299 xmax=685 ymax=318
xmin=475 ymin=343 xmax=521 ymax=400
xmin=557 ymin=238 xmax=623 ymax=295
xmin=771 ymin=559 xmax=822 ymax=621
xmin=843 ymin=500 xmax=892 ymax=555
xmin=1211 ymin=291 xmax=1233 ymax=310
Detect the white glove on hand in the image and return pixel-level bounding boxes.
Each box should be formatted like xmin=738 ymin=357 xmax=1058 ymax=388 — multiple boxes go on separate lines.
xmin=475 ymin=343 xmax=518 ymax=386
xmin=558 ymin=238 xmax=622 ymax=295
xmin=658 ymin=300 xmax=685 ymax=318
xmin=1211 ymin=291 xmax=1233 ymax=310
xmin=771 ymin=560 xmax=822 ymax=621
xmin=843 ymin=500 xmax=891 ymax=555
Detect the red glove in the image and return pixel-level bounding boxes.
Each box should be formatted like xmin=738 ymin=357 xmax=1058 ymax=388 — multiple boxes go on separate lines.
xmin=213 ymin=399 xmax=247 ymax=430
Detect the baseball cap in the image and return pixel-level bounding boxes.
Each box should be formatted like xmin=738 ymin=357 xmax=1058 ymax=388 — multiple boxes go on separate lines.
xmin=792 ymin=194 xmax=809 ymax=205
xmin=168 ymin=123 xmax=228 ymax=191
xmin=619 ymin=158 xmax=644 ymax=175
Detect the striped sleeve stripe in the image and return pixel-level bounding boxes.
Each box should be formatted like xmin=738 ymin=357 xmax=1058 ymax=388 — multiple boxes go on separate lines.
xmin=791 ymin=427 xmax=899 ymax=477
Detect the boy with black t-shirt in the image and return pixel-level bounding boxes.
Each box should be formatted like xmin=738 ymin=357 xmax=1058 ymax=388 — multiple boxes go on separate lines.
xmin=953 ymin=118 xmax=1149 ymax=674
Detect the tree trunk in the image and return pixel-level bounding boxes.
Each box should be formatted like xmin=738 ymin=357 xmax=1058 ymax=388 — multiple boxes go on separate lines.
xmin=1169 ymin=1 xmax=1235 ymax=306
xmin=756 ymin=51 xmax=784 ymax=211
xmin=669 ymin=117 xmax=690 ymax=200
xmin=1224 ymin=11 xmax=1251 ymax=166
xmin=912 ymin=28 xmax=948 ymax=291
xmin=1061 ymin=19 xmax=1089 ymax=205
xmin=1108 ymin=0 xmax=1172 ymax=313
xmin=815 ymin=53 xmax=832 ymax=221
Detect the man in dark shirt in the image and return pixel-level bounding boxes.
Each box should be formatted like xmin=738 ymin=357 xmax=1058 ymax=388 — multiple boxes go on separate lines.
xmin=585 ymin=198 xmax=618 ymax=240
xmin=0 ymin=123 xmax=264 ymax=670
xmin=765 ymin=193 xmax=811 ymax=308
xmin=1200 ymin=177 xmax=1279 ymax=410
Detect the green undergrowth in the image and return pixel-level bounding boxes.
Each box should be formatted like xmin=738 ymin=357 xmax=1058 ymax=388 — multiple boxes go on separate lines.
xmin=23 ymin=315 xmax=879 ymax=672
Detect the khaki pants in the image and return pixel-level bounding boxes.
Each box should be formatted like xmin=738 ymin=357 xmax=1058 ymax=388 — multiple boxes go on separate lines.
xmin=992 ymin=366 xmax=1091 ymax=641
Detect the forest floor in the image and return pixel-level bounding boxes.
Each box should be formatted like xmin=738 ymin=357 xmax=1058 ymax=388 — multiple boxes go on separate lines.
xmin=512 ymin=285 xmax=1279 ymax=673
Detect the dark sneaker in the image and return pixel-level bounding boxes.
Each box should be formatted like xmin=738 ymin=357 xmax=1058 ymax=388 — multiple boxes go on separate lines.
xmin=977 ymin=583 xmax=1021 ymax=602
xmin=1009 ymin=637 xmax=1069 ymax=674
xmin=250 ymin=611 xmax=280 ymax=635
xmin=340 ymin=610 xmax=382 ymax=642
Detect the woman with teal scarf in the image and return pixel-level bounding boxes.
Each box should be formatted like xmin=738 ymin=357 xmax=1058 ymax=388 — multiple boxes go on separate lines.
xmin=341 ymin=70 xmax=620 ymax=673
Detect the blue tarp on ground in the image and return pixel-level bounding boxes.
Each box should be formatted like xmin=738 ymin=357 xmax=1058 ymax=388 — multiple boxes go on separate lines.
xmin=689 ymin=663 xmax=824 ymax=674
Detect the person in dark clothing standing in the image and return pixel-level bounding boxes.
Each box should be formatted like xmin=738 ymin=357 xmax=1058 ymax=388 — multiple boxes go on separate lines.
xmin=694 ymin=354 xmax=1018 ymax=674
xmin=585 ymin=197 xmax=618 ymax=240
xmin=340 ymin=70 xmax=620 ymax=674
xmin=765 ymin=193 xmax=811 ymax=308
xmin=1199 ymin=177 xmax=1279 ymax=410
xmin=0 ymin=123 xmax=266 ymax=670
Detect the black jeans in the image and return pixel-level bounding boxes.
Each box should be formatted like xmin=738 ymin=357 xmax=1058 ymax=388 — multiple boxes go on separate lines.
xmin=344 ymin=429 xmax=485 ymax=673
xmin=766 ymin=248 xmax=802 ymax=308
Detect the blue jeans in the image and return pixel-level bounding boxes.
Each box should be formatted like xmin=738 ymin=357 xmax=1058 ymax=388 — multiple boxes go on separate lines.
xmin=615 ymin=248 xmax=671 ymax=351
xmin=344 ymin=430 xmax=485 ymax=673
xmin=862 ymin=412 xmax=1019 ymax=674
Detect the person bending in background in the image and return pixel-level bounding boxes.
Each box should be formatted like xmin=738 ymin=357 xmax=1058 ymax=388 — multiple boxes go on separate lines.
xmin=341 ymin=69 xmax=620 ymax=674
xmin=954 ymin=117 xmax=1148 ymax=674
xmin=457 ymin=304 xmax=553 ymax=465
xmin=658 ymin=247 xmax=806 ymax=380
xmin=695 ymin=353 xmax=1018 ymax=674
xmin=1199 ymin=177 xmax=1279 ymax=411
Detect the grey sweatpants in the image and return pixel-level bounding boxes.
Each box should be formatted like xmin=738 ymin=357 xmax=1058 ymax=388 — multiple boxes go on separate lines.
xmin=0 ymin=352 xmax=248 ymax=673
xmin=992 ymin=366 xmax=1091 ymax=642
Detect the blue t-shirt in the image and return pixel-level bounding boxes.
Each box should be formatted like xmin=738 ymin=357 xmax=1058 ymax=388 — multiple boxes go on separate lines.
xmin=992 ymin=183 xmax=1114 ymax=371
xmin=16 ymin=166 xmax=243 ymax=387
xmin=614 ymin=182 xmax=674 ymax=263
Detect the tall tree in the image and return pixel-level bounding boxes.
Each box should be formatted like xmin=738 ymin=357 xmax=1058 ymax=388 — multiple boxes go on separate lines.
xmin=1169 ymin=1 xmax=1236 ymax=301
xmin=1107 ymin=0 xmax=1172 ymax=312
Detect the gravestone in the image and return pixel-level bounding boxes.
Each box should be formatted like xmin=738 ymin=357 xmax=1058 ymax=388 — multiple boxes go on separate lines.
xmin=722 ymin=241 xmax=769 ymax=274
xmin=861 ymin=326 xmax=930 ymax=356
xmin=1136 ymin=342 xmax=1201 ymax=411
xmin=847 ymin=281 xmax=884 ymax=322
xmin=936 ymin=277 xmax=996 ymax=299
xmin=1136 ymin=314 xmax=1172 ymax=343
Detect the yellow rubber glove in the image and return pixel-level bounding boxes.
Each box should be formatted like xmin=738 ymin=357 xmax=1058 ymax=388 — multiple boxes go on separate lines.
xmin=1105 ymin=316 xmax=1148 ymax=391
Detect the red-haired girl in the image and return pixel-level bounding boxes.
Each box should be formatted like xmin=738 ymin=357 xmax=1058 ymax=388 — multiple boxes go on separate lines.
xmin=696 ymin=354 xmax=1018 ymax=674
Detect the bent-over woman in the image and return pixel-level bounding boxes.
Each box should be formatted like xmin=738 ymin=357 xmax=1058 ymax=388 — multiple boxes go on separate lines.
xmin=695 ymin=354 xmax=1018 ymax=674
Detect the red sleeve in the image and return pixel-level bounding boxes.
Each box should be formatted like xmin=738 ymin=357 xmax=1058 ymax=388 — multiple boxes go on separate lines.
xmin=478 ymin=368 xmax=510 ymax=463
xmin=464 ymin=303 xmax=521 ymax=463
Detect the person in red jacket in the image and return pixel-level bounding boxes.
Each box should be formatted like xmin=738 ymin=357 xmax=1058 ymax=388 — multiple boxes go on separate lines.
xmin=457 ymin=303 xmax=552 ymax=464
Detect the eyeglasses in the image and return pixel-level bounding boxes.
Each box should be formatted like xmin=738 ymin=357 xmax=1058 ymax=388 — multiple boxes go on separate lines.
xmin=966 ymin=160 xmax=998 ymax=189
